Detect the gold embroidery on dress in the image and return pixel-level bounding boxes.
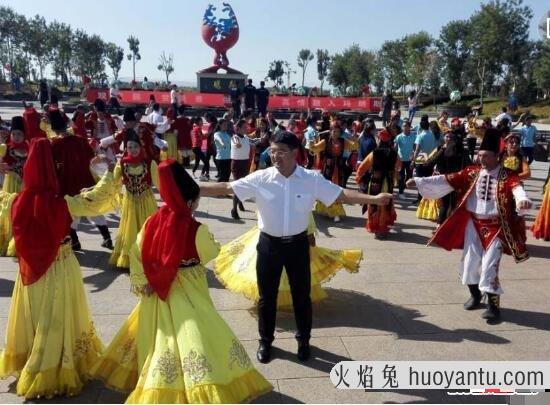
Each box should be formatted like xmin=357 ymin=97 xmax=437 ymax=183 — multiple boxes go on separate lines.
xmin=228 ymin=241 xmax=244 ymax=256
xmin=74 ymin=323 xmax=97 ymax=359
xmin=182 ymin=350 xmax=212 ymax=385
xmin=228 ymin=339 xmax=251 ymax=370
xmin=152 ymin=349 xmax=181 ymax=384
xmin=124 ymin=162 xmax=149 ymax=195
xmin=116 ymin=338 xmax=137 ymax=364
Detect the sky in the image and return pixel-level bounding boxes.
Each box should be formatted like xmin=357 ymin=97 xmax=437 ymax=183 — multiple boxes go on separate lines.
xmin=3 ymin=0 xmax=549 ymax=86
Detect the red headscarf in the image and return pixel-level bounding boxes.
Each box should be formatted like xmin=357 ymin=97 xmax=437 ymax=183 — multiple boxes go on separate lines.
xmin=12 ymin=138 xmax=73 ymax=285
xmin=141 ymin=159 xmax=200 ymax=300
xmin=23 ymin=107 xmax=47 ymax=140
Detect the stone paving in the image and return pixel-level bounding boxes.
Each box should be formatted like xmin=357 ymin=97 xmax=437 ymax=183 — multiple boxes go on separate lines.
xmin=0 ymin=105 xmax=549 ymax=404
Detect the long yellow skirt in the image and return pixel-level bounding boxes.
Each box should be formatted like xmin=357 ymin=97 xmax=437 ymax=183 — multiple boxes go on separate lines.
xmin=0 ymin=243 xmax=104 ymax=399
xmin=416 ymin=198 xmax=440 ymax=221
xmin=0 ymin=191 xmax=17 ymax=257
xmin=532 ymin=181 xmax=550 ymax=241
xmin=109 ymin=189 xmax=157 ymax=270
xmin=90 ymin=266 xmax=273 ymax=403
xmin=214 ymin=226 xmax=362 ymax=308
xmin=2 ymin=172 xmax=23 ymax=194
xmin=315 ymin=200 xmax=346 ymax=218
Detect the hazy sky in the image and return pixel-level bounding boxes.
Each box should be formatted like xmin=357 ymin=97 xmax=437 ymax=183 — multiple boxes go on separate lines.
xmin=4 ymin=0 xmax=549 ymax=86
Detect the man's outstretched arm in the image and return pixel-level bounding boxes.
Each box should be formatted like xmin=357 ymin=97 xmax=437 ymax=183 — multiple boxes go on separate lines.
xmin=337 ymin=189 xmax=392 ymax=206
xmin=199 ymin=182 xmax=234 ymax=198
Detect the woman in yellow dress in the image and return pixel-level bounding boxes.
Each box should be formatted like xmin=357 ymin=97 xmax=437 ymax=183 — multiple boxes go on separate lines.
xmin=0 ymin=117 xmax=29 ymax=257
xmin=414 ymin=151 xmax=440 ymax=221
xmin=0 ymin=138 xmax=118 ymax=400
xmin=532 ymin=169 xmax=550 ymax=241
xmin=215 ymin=213 xmax=362 ymax=308
xmin=109 ymin=129 xmax=159 ymax=270
xmin=90 ymin=160 xmax=272 ymax=403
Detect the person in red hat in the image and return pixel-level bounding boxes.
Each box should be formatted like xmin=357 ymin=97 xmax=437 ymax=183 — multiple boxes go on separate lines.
xmin=407 ymin=128 xmax=532 ymax=323
xmin=355 ymin=128 xmax=399 ymax=238
xmin=50 ymin=109 xmax=114 ymax=251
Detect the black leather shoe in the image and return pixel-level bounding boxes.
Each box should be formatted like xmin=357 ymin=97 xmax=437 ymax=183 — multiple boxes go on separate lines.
xmin=101 ymin=239 xmax=114 ymax=250
xmin=297 ymin=342 xmax=310 ymax=362
xmin=238 ymin=201 xmax=245 ymax=211
xmin=256 ymin=342 xmax=271 ymax=364
xmin=231 ymin=208 xmax=240 ymax=220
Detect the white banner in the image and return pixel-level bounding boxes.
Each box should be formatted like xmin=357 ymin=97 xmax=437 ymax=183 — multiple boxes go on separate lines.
xmin=330 ymin=361 xmax=550 ymax=390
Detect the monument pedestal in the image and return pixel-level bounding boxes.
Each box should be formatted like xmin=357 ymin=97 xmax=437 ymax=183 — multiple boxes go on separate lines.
xmin=197 ymin=71 xmax=248 ymax=94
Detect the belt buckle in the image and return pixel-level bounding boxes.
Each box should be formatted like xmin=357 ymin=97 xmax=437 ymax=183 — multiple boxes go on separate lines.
xmin=280 ymin=235 xmax=293 ymax=243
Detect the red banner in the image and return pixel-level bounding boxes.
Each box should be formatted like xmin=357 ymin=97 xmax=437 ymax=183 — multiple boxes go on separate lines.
xmin=87 ymin=89 xmax=381 ymax=112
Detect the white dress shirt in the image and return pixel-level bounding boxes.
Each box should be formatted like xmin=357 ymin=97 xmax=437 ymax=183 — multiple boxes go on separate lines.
xmin=231 ymin=165 xmax=342 ymax=237
xmin=414 ymin=165 xmax=530 ymax=218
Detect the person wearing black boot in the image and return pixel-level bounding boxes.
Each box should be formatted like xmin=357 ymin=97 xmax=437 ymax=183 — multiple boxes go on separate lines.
xmin=407 ymin=129 xmax=532 ymax=324
xmin=49 ymin=109 xmax=114 ymax=251
xmin=199 ymin=131 xmax=392 ymax=363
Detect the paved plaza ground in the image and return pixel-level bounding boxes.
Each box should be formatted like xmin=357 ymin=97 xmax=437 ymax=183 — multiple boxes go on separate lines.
xmin=0 ymin=105 xmax=549 ymax=403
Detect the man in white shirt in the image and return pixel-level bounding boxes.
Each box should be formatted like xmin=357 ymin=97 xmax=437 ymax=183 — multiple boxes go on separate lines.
xmin=170 ymin=84 xmax=178 ymax=119
xmin=494 ymin=106 xmax=512 ymax=128
xmin=200 ymin=132 xmax=391 ymax=363
xmin=147 ymin=103 xmax=169 ymax=139
xmin=406 ymin=129 xmax=531 ymax=323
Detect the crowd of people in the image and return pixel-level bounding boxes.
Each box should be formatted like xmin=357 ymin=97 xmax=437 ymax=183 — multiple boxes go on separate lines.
xmin=0 ymin=93 xmax=548 ymax=403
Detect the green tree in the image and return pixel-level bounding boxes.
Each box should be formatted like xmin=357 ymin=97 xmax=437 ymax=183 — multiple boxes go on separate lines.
xmin=49 ymin=21 xmax=73 ymax=84
xmin=423 ymin=51 xmax=443 ymax=105
xmin=126 ymin=35 xmax=141 ymax=82
xmin=437 ymin=20 xmax=471 ymax=91
xmin=157 ymin=51 xmax=174 ymax=83
xmin=106 ymin=43 xmax=124 ymax=81
xmin=265 ymin=60 xmax=285 ymax=88
xmin=467 ymin=0 xmax=533 ymax=105
xmin=72 ymin=30 xmax=105 ymax=81
xmin=377 ymin=39 xmax=407 ymax=92
xmin=404 ymin=31 xmax=432 ymax=90
xmin=533 ymin=41 xmax=550 ymax=98
xmin=316 ymin=49 xmax=331 ymax=93
xmin=26 ymin=15 xmax=52 ymax=79
xmin=0 ymin=7 xmax=28 ymax=81
xmin=328 ymin=44 xmax=373 ymax=95
xmin=297 ymin=49 xmax=314 ymax=88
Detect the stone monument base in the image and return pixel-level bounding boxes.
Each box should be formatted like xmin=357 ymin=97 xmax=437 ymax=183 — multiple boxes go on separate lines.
xmin=197 ymin=70 xmax=248 ymax=93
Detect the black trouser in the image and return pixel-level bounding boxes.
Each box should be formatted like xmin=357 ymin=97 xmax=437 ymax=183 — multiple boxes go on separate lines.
xmin=216 ymin=159 xmax=231 ymax=182
xmin=437 ymin=193 xmax=454 ymax=225
xmin=306 ymin=151 xmax=315 ymax=169
xmin=171 ymin=103 xmax=178 ymax=118
xmin=398 ymin=161 xmax=412 ymax=194
xmin=192 ymin=147 xmax=208 ymax=174
xmin=467 ymin=137 xmax=477 ymax=161
xmin=258 ymin=104 xmax=267 ymax=117
xmin=256 ymin=232 xmax=311 ymax=345
xmin=232 ymin=102 xmax=241 ymax=118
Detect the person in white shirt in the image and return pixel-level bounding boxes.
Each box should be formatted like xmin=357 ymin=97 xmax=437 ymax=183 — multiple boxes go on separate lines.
xmin=170 ymin=84 xmax=178 ymax=119
xmin=494 ymin=106 xmax=512 ymax=128
xmin=147 ymin=103 xmax=169 ymax=138
xmin=200 ymin=131 xmax=391 ymax=364
xmin=230 ymin=119 xmax=251 ymax=219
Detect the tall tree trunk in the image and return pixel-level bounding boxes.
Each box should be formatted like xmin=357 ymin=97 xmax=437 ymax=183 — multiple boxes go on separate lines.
xmin=301 ymin=68 xmax=305 ymax=88
xmin=132 ymin=56 xmax=136 ymax=82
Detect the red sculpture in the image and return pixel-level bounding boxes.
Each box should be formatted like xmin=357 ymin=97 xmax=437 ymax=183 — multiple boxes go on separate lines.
xmin=201 ymin=3 xmax=242 ymax=74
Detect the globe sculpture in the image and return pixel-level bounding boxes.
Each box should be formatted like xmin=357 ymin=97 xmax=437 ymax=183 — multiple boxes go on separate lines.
xmin=201 ymin=3 xmax=241 ymax=73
